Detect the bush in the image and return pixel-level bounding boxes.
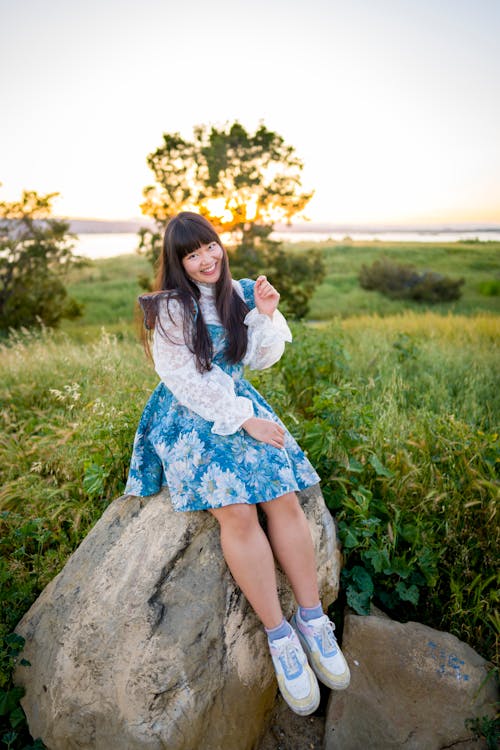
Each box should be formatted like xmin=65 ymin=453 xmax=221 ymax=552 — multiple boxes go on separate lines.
xmin=359 ymin=257 xmax=464 ymax=303
xmin=249 ymin=319 xmax=499 ymax=665
xmin=477 ymin=279 xmax=500 ymax=297
xmin=230 ymin=241 xmax=326 ymax=319
xmin=0 ymin=190 xmax=83 ymax=333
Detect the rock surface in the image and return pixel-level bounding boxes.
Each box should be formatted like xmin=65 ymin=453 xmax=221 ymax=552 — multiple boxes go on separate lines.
xmin=257 ymin=689 xmax=330 ymax=750
xmin=15 ymin=484 xmax=341 ymax=750
xmin=324 ymin=609 xmax=499 ymax=750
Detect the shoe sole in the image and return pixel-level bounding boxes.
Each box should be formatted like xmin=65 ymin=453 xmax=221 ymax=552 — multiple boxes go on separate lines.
xmin=291 ymin=616 xmax=351 ymax=691
xmin=276 ymin=664 xmax=321 ymax=716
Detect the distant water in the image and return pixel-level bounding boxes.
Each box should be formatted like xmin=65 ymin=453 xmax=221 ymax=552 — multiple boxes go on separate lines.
xmin=74 ymin=229 xmax=500 ymax=260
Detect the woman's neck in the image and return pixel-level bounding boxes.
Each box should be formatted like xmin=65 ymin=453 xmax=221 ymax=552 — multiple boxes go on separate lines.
xmin=195 ymin=281 xmax=216 ymax=293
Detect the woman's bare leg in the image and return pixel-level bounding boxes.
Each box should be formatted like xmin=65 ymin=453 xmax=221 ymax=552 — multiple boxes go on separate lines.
xmin=260 ymin=492 xmax=320 ymax=608
xmin=209 ymin=503 xmax=283 ymax=629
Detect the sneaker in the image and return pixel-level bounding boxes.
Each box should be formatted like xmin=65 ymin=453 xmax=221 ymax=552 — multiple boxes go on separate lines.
xmin=290 ymin=610 xmax=351 ymax=690
xmin=268 ymin=628 xmax=320 ymax=716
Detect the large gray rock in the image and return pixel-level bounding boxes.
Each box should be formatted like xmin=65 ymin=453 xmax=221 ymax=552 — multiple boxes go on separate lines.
xmin=324 ymin=609 xmax=499 ymax=750
xmin=15 ymin=484 xmax=341 ymax=750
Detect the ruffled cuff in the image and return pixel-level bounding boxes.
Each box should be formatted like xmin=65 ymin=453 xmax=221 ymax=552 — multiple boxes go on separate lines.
xmin=244 ymin=308 xmax=292 ymax=344
xmin=211 ymin=396 xmax=254 ymax=436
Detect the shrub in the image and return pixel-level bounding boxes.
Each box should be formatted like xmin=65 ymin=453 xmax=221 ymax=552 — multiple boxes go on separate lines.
xmin=477 ymin=279 xmax=500 ymax=297
xmin=0 ymin=191 xmax=83 ymax=332
xmin=250 ymin=320 xmax=499 ymax=665
xmin=359 ymin=257 xmax=464 ymax=303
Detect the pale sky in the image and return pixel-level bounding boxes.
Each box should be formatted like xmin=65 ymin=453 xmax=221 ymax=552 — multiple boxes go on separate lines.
xmin=1 ymin=0 xmax=499 ymax=225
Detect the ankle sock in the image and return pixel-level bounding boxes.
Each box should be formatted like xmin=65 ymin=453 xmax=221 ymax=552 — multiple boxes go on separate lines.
xmin=299 ymin=603 xmax=323 ymax=621
xmin=265 ymin=618 xmax=293 ymax=642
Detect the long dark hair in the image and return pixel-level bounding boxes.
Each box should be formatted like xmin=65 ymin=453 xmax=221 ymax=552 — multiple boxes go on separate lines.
xmin=139 ymin=212 xmax=249 ymax=372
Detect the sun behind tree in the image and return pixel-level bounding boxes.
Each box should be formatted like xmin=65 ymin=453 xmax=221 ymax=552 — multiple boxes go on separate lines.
xmin=138 ymin=121 xmax=325 ymax=318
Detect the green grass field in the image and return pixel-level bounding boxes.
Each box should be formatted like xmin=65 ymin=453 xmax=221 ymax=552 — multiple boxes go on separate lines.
xmin=304 ymin=239 xmax=500 ymax=319
xmin=61 ymin=241 xmax=500 ymax=338
xmin=1 ymin=239 xmax=499 ymax=748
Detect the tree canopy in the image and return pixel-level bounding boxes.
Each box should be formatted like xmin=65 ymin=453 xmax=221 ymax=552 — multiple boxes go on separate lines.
xmin=138 ymin=121 xmax=325 ymax=318
xmin=0 ymin=190 xmax=83 ymax=332
xmin=141 ymin=121 xmax=313 ymax=239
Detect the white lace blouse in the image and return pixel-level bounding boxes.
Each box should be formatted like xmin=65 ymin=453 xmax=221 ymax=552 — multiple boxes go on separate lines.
xmin=152 ymin=280 xmax=292 ymax=436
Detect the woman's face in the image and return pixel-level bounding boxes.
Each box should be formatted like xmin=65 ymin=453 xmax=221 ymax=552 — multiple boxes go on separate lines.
xmin=181 ymin=241 xmax=224 ymax=284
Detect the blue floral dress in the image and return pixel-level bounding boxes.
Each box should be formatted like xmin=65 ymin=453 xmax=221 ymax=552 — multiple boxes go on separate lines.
xmin=124 ymin=278 xmax=320 ymax=511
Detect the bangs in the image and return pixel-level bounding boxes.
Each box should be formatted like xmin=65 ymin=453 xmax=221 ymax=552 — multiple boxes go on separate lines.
xmin=170 ymin=215 xmax=221 ymax=258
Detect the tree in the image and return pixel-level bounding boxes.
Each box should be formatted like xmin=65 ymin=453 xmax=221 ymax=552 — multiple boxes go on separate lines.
xmin=138 ymin=121 xmax=325 ymax=317
xmin=0 ymin=190 xmax=83 ymax=332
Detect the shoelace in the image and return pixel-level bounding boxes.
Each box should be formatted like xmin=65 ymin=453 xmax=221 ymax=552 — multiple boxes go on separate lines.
xmin=316 ymin=618 xmax=339 ymax=656
xmin=276 ymin=639 xmax=303 ymax=678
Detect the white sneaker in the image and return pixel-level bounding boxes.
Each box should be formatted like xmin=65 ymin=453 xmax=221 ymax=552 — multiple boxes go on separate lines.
xmin=268 ymin=628 xmax=320 ymax=716
xmin=291 ymin=610 xmax=351 ymax=690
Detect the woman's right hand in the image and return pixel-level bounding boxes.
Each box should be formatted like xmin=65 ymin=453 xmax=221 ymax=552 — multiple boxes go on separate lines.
xmin=242 ymin=417 xmax=285 ymax=449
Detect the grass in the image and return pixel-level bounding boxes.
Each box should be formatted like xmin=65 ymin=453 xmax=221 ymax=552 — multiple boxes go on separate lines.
xmin=60 ymin=240 xmax=500 ymax=335
xmin=298 ymin=240 xmax=500 ymax=319
xmin=1 ymin=240 xmax=499 ymax=748
xmin=62 ymin=253 xmax=150 ymax=337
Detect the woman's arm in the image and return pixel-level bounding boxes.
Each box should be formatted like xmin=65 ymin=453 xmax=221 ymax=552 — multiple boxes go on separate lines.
xmin=241 ymin=276 xmax=293 ymax=370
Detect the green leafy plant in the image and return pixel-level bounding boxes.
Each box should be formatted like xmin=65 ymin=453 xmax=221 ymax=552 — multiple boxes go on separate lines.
xmin=0 ymin=190 xmax=84 ymax=332
xmin=465 ymin=711 xmax=500 ymax=750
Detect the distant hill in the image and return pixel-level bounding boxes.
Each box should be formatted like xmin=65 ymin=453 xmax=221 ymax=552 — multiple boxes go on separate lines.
xmin=63 ymin=219 xmax=155 ymax=234
xmin=61 ymin=218 xmax=500 ymax=235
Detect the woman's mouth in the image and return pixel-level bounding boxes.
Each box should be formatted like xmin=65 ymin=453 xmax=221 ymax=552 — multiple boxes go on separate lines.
xmin=201 ymin=263 xmax=217 ymax=274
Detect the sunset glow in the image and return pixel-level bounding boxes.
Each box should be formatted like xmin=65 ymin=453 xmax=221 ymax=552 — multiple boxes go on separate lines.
xmin=1 ymin=0 xmax=499 ymax=226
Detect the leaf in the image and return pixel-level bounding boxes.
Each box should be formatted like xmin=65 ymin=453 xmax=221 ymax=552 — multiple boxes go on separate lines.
xmin=1 ymin=730 xmax=17 ymax=745
xmin=346 ymin=585 xmax=372 ymax=615
xmin=9 ymin=705 xmax=26 ymax=728
xmin=386 ymin=557 xmax=413 ymax=579
xmin=340 ymin=527 xmax=361 ymax=549
xmin=369 ymin=454 xmax=394 ymax=478
xmin=0 ymin=687 xmax=25 ymax=717
xmin=395 ymin=581 xmax=420 ymax=605
xmin=82 ymin=461 xmax=109 ymax=498
xmin=349 ymin=565 xmax=375 ymax=595
xmin=4 ymin=634 xmax=25 ymax=653
xmin=348 ymin=457 xmax=364 ymax=473
xmin=363 ymin=548 xmax=390 ymax=574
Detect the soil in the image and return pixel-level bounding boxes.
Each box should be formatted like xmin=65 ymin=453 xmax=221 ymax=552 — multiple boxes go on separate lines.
xmin=257 ymin=685 xmax=330 ymax=750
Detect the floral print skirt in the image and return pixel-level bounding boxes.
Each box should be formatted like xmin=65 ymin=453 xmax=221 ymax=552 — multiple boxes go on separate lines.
xmin=124 ymin=377 xmax=320 ymax=512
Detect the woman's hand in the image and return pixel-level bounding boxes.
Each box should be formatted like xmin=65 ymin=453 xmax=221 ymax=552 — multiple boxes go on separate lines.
xmin=254 ymin=275 xmax=280 ymax=318
xmin=242 ymin=417 xmax=285 ymax=449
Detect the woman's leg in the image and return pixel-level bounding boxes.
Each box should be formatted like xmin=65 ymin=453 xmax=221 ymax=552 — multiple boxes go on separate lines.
xmin=260 ymin=492 xmax=320 ymax=608
xmin=209 ymin=503 xmax=283 ymax=629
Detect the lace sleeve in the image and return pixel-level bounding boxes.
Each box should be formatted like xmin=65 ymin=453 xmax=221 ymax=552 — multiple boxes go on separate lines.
xmin=242 ymin=307 xmax=293 ymax=370
xmin=152 ymin=298 xmax=254 ymax=435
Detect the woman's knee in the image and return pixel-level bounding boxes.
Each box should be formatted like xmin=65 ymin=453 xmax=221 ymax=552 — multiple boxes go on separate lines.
xmin=260 ymin=492 xmax=303 ymax=520
xmin=209 ymin=503 xmax=259 ymax=537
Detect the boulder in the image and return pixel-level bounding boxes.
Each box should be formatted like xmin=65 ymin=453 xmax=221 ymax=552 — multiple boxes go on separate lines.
xmin=324 ymin=609 xmax=499 ymax=750
xmin=15 ymin=484 xmax=341 ymax=750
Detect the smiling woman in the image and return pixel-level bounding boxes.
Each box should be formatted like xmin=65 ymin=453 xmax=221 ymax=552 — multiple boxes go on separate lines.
xmin=125 ymin=210 xmax=350 ymax=716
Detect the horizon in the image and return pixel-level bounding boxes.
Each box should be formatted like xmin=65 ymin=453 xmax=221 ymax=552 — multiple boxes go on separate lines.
xmin=62 ymin=216 xmax=500 ymax=231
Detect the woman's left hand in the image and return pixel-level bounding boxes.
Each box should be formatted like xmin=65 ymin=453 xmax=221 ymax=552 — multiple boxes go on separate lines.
xmin=254 ymin=275 xmax=280 ymax=318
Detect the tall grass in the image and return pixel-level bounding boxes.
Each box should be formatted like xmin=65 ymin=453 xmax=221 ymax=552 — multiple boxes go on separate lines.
xmin=249 ymin=313 xmax=499 ymax=665
xmin=1 ymin=266 xmax=499 ymax=746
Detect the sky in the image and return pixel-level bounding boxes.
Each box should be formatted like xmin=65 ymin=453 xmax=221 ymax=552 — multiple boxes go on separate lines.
xmin=1 ymin=0 xmax=499 ymax=225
